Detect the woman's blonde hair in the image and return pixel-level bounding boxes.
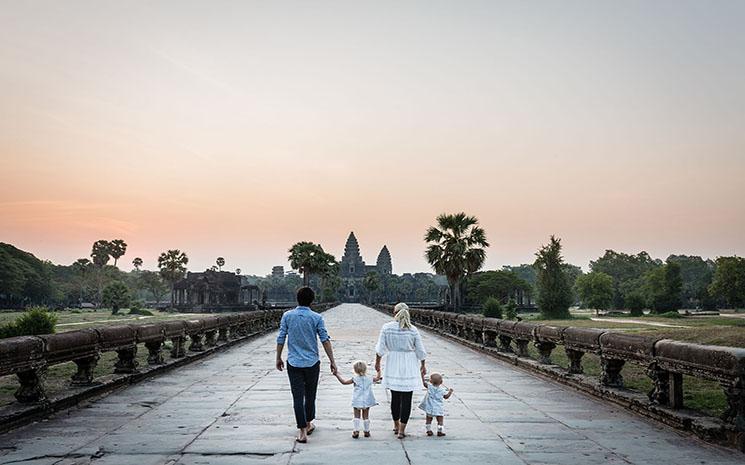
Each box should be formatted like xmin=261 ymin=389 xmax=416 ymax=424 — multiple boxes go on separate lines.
xmin=353 ymin=360 xmax=367 ymax=376
xmin=393 ymin=303 xmax=412 ymax=330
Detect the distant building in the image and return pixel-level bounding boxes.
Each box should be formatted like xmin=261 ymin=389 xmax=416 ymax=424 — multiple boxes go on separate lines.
xmin=340 ymin=231 xmax=392 ymax=302
xmin=271 ymin=266 xmax=285 ymax=278
xmin=172 ymin=270 xmax=260 ymax=312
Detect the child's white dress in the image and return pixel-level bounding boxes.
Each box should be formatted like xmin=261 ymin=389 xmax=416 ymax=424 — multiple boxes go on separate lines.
xmin=351 ymin=375 xmax=378 ymax=409
xmin=418 ymin=384 xmax=448 ymax=416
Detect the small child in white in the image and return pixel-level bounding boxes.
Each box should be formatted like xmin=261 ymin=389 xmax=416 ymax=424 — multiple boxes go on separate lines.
xmin=418 ymin=372 xmax=454 ymax=436
xmin=334 ymin=360 xmax=380 ymax=438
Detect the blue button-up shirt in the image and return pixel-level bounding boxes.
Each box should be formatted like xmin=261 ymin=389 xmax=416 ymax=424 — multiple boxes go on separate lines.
xmin=276 ymin=306 xmax=330 ymax=368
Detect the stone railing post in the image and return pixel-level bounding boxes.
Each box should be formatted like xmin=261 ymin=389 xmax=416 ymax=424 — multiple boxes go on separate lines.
xmin=600 ymin=357 xmax=625 ymax=388
xmin=145 ymin=341 xmax=164 ymax=365
xmin=534 ymin=341 xmax=556 ymax=364
xmin=565 ymin=349 xmax=585 ymax=374
xmin=646 ymin=362 xmax=670 ymax=405
xmin=71 ymin=354 xmax=100 ymax=385
xmin=114 ymin=347 xmax=139 ymax=374
xmin=15 ymin=368 xmax=47 ymax=403
xmin=189 ymin=332 xmax=205 ymax=352
xmin=171 ymin=336 xmax=186 ymax=358
xmin=722 ymin=377 xmax=745 ymax=431
xmin=218 ymin=326 xmax=229 ymax=343
xmin=498 ymin=335 xmax=514 ymax=353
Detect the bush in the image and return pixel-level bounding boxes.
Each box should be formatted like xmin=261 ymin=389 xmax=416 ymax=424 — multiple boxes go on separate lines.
xmin=102 ymin=281 xmax=131 ymax=315
xmin=128 ymin=302 xmax=153 ymax=316
xmin=504 ymin=299 xmax=518 ymax=320
xmin=482 ymin=297 xmax=503 ymax=319
xmin=651 ymin=311 xmax=683 ymax=319
xmin=0 ymin=307 xmax=58 ymax=338
xmin=625 ymin=292 xmax=646 ymax=317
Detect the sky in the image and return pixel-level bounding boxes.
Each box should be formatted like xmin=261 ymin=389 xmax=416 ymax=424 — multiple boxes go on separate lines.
xmin=1 ymin=1 xmax=744 ymax=275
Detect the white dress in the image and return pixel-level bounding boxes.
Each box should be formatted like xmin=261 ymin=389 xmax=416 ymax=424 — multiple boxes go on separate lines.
xmin=418 ymin=384 xmax=448 ymax=416
xmin=375 ymin=321 xmax=427 ymax=392
xmin=351 ymin=375 xmax=377 ymax=409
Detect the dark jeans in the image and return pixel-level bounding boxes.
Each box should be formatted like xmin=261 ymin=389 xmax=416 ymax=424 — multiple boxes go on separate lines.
xmin=287 ymin=361 xmax=320 ymax=429
xmin=390 ymin=390 xmax=413 ymax=424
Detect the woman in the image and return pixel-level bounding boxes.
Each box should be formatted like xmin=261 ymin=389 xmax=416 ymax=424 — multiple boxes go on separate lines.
xmin=375 ymin=303 xmax=427 ymax=439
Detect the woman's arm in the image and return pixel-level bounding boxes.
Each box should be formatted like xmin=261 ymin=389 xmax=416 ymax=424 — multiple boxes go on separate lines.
xmin=375 ymin=353 xmax=382 ymax=377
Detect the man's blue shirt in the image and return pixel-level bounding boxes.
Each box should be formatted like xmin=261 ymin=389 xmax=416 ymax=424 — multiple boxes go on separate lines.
xmin=276 ymin=306 xmax=330 ymax=368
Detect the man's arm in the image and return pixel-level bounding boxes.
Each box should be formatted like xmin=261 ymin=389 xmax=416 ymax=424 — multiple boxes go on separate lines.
xmin=275 ymin=313 xmax=288 ymax=371
xmin=276 ymin=344 xmax=285 ymax=371
xmin=322 ymin=340 xmax=337 ymax=374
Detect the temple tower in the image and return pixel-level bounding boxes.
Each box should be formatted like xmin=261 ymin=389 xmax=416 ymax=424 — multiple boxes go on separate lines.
xmin=376 ymin=245 xmax=392 ymax=275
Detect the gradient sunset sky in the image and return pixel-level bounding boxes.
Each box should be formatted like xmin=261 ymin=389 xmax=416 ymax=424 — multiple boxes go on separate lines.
xmin=1 ymin=1 xmax=744 ymax=275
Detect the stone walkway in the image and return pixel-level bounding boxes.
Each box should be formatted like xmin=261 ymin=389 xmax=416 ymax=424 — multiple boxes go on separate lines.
xmin=1 ymin=304 xmax=742 ymax=465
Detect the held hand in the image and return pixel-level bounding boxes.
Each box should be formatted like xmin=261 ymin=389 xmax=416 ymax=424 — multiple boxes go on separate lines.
xmin=330 ymin=361 xmax=338 ymax=375
xmin=276 ymin=359 xmax=284 ymax=372
xmin=420 ymin=364 xmax=427 ymax=378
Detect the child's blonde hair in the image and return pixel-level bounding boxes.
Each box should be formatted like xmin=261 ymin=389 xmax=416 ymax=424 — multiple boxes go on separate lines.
xmin=353 ymin=360 xmax=368 ymax=376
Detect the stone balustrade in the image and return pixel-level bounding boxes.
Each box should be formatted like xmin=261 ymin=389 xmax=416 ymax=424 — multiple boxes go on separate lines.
xmin=0 ymin=303 xmax=338 ymax=406
xmin=375 ymin=304 xmax=745 ymax=449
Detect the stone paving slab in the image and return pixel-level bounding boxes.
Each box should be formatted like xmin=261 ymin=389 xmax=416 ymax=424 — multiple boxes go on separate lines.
xmin=1 ymin=303 xmax=743 ymax=465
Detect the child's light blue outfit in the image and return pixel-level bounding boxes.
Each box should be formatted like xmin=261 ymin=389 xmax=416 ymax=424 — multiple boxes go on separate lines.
xmin=418 ymin=384 xmax=448 ymax=416
xmin=351 ymin=375 xmax=377 ymax=409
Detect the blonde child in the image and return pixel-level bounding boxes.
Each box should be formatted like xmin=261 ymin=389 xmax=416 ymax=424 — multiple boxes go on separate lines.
xmin=418 ymin=372 xmax=454 ymax=436
xmin=334 ymin=360 xmax=380 ymax=438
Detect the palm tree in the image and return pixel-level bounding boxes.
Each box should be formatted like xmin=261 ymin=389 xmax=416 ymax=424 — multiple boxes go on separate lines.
xmin=157 ymin=250 xmax=189 ymax=306
xmin=424 ymin=212 xmax=489 ymax=311
xmin=109 ymin=239 xmax=127 ymax=266
xmin=132 ymin=257 xmax=143 ymax=271
xmin=216 ymin=257 xmax=225 ymax=271
xmin=363 ymin=272 xmax=381 ymax=304
xmin=288 ymin=242 xmax=329 ymax=287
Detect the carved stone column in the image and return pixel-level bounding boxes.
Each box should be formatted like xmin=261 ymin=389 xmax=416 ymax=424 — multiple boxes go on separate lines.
xmin=498 ymin=335 xmax=514 ymax=353
xmin=189 ymin=332 xmax=205 ymax=352
xmin=514 ymin=339 xmax=530 ymax=357
xmin=170 ymin=336 xmax=186 ymax=358
xmin=71 ymin=354 xmax=100 ymax=385
xmin=217 ymin=327 xmax=229 ymax=343
xmin=534 ymin=341 xmax=556 ymax=364
xmin=15 ymin=367 xmax=46 ymax=403
xmin=483 ymin=330 xmax=497 ymax=348
xmin=722 ymin=377 xmax=745 ymax=431
xmin=600 ymin=357 xmax=625 ymax=388
xmin=565 ymin=349 xmax=585 ymax=374
xmin=204 ymin=330 xmax=217 ymax=347
xmin=145 ymin=341 xmax=164 ymax=365
xmin=228 ymin=325 xmax=239 ymax=340
xmin=114 ymin=347 xmax=139 ymax=374
xmin=646 ymin=362 xmax=670 ymax=405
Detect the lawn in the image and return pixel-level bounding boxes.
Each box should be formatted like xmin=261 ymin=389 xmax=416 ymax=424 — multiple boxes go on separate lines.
xmin=517 ymin=310 xmax=745 ymax=417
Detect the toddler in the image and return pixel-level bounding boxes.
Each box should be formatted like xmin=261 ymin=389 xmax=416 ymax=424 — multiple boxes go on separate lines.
xmin=334 ymin=360 xmax=380 ymax=438
xmin=418 ymin=372 xmax=454 ymax=436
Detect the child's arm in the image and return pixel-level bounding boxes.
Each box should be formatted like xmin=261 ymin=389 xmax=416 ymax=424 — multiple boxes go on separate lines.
xmin=373 ymin=373 xmax=383 ymax=383
xmin=334 ymin=372 xmax=354 ymax=385
xmin=443 ymin=387 xmax=454 ymax=399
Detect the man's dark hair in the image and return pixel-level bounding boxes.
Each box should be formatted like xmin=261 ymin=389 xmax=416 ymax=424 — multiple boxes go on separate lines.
xmin=297 ymin=287 xmax=315 ymax=306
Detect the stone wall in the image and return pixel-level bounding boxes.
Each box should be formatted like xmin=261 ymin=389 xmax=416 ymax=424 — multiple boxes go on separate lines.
xmin=374 ymin=304 xmax=745 ymax=452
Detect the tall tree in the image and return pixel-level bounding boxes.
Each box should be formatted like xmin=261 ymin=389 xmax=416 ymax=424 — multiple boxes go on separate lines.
xmin=590 ymin=250 xmax=662 ymax=309
xmin=288 ymin=242 xmax=329 ymax=287
xmin=90 ymin=240 xmax=111 ymax=267
xmin=71 ymin=258 xmax=93 ymax=304
xmin=666 ymin=255 xmax=715 ymax=307
xmin=138 ymin=270 xmax=169 ymax=304
xmin=534 ymin=235 xmax=573 ymax=319
xmin=424 ymin=212 xmax=489 ymax=311
xmin=216 ymin=257 xmax=225 ymax=271
xmin=464 ymin=270 xmax=531 ymax=307
xmin=157 ymin=250 xmax=189 ymax=306
xmin=132 ymin=257 xmax=143 ymax=271
xmin=644 ymin=261 xmax=683 ymax=313
xmin=708 ymin=256 xmax=745 ymax=308
xmin=574 ymin=271 xmax=614 ymax=315
xmin=109 ymin=239 xmax=127 ymax=266
xmin=363 ymin=272 xmax=381 ymax=304
xmin=102 ymin=281 xmax=130 ymax=315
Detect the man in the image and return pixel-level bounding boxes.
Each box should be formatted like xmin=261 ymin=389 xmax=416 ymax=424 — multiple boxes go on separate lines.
xmin=276 ymin=287 xmax=337 ymax=443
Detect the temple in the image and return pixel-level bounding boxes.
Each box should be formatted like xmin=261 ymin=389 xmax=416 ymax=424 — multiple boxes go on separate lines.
xmin=172 ymin=270 xmax=261 ymax=312
xmin=339 ymin=232 xmax=392 ymax=302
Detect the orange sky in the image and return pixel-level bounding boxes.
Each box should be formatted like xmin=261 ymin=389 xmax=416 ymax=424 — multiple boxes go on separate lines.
xmin=1 ymin=2 xmax=744 ymax=274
